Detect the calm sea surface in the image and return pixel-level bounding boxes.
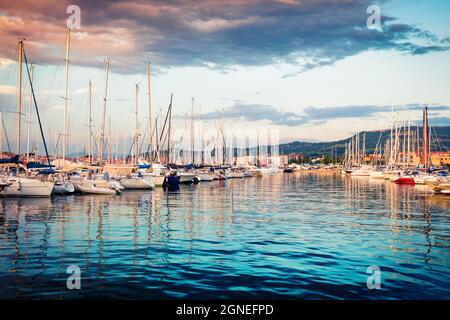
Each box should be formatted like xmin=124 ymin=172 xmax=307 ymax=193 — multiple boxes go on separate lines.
xmin=0 ymin=172 xmax=449 ymax=299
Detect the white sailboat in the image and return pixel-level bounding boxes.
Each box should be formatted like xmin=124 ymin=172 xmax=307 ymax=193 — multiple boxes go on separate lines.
xmin=0 ymin=40 xmax=54 ymax=197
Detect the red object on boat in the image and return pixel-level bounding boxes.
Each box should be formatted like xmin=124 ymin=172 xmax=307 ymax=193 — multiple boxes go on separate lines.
xmin=394 ymin=177 xmax=416 ymax=185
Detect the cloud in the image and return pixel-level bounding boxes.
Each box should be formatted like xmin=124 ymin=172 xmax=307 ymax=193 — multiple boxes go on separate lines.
xmin=186 ymin=102 xmax=450 ymax=126
xmin=428 ymin=117 xmax=450 ymax=126
xmin=0 ymin=0 xmax=448 ymax=74
xmin=190 ymin=102 xmax=308 ymax=126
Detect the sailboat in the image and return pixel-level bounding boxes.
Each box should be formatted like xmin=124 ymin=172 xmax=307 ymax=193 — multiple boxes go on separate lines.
xmin=0 ymin=40 xmax=54 ymax=197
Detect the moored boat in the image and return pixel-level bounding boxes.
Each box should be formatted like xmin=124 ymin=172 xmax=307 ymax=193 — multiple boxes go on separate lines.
xmin=0 ymin=176 xmax=54 ymax=197
xmin=53 ymin=181 xmax=75 ymax=195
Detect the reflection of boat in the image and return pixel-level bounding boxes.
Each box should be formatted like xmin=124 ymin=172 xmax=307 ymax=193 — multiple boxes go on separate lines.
xmin=428 ymin=179 xmax=450 ymax=194
xmin=369 ymin=170 xmax=385 ymax=179
xmin=0 ymin=176 xmax=54 ymax=197
xmin=53 ymin=181 xmax=75 ymax=195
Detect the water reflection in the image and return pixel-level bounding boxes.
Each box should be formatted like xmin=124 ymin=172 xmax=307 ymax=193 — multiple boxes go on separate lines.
xmin=0 ymin=173 xmax=449 ymax=299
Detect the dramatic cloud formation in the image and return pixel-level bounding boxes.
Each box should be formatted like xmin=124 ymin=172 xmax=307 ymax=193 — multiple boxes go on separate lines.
xmin=192 ymin=102 xmax=450 ymax=126
xmin=0 ymin=0 xmax=448 ymax=74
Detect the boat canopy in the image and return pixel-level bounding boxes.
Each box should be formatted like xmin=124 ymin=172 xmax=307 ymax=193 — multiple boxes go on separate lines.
xmin=0 ymin=155 xmax=19 ymax=164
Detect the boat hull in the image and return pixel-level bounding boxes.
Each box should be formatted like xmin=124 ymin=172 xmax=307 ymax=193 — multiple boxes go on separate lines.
xmin=75 ymin=183 xmax=119 ymax=195
xmin=52 ymin=182 xmax=75 ymax=195
xmin=120 ymin=178 xmax=154 ymax=189
xmin=394 ymin=177 xmax=415 ymax=185
xmin=0 ymin=177 xmax=54 ymax=197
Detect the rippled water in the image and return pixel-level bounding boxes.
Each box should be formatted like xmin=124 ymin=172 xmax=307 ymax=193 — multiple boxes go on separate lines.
xmin=1 ymin=172 xmax=449 ymax=299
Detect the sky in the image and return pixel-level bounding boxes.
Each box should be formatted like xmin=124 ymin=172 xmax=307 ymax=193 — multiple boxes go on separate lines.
xmin=0 ymin=0 xmax=449 ymax=155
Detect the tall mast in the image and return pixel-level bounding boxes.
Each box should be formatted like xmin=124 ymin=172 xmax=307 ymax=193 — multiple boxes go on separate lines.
xmin=63 ymin=28 xmax=71 ymax=162
xmin=416 ymin=123 xmax=420 ymax=158
xmin=156 ymin=110 xmax=161 ymax=163
xmin=147 ymin=63 xmax=152 ymax=162
xmin=88 ymin=79 xmax=92 ymax=163
xmin=99 ymin=59 xmax=109 ymax=162
xmin=108 ymin=113 xmax=111 ymax=164
xmin=191 ymin=97 xmax=195 ymax=165
xmin=421 ymin=106 xmax=429 ymax=168
xmin=407 ymin=120 xmax=411 ymax=167
xmin=389 ymin=99 xmax=394 ymax=167
xmin=17 ymin=41 xmax=24 ymax=158
xmin=135 ymin=84 xmax=139 ymax=165
xmin=26 ymin=63 xmax=34 ymax=162
xmin=167 ymin=94 xmax=173 ymax=164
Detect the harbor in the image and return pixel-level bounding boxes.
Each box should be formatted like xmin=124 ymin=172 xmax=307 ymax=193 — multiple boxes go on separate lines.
xmin=1 ymin=172 xmax=449 ymax=299
xmin=0 ymin=0 xmax=449 ymax=304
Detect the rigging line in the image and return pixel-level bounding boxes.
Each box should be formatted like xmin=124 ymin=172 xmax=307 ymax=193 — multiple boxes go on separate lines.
xmin=1 ymin=115 xmax=12 ymax=153
xmin=23 ymin=46 xmax=52 ymax=167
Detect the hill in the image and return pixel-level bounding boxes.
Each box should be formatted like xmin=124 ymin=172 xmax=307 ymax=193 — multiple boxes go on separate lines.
xmin=280 ymin=126 xmax=450 ymax=157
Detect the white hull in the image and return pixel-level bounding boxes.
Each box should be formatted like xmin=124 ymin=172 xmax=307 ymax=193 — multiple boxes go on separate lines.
xmin=197 ymin=174 xmax=214 ymax=181
xmin=0 ymin=177 xmax=54 ymax=197
xmin=141 ymin=174 xmax=165 ymax=186
xmin=228 ymin=172 xmax=244 ymax=178
xmin=120 ymin=178 xmax=154 ymax=189
xmin=179 ymin=174 xmax=196 ymax=183
xmin=75 ymin=181 xmax=119 ymax=195
xmin=351 ymin=170 xmax=370 ymax=176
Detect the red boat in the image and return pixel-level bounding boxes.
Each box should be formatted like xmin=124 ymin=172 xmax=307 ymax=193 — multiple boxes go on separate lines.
xmin=394 ymin=177 xmax=416 ymax=185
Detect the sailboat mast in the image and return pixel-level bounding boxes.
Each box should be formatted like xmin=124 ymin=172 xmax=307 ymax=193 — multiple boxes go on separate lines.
xmin=191 ymin=97 xmax=195 ymax=165
xmin=63 ymin=28 xmax=71 ymax=162
xmin=407 ymin=120 xmax=411 ymax=167
xmin=26 ymin=63 xmax=34 ymax=163
xmin=421 ymin=106 xmax=429 ymax=168
xmin=108 ymin=113 xmax=112 ymax=164
xmin=88 ymin=79 xmax=92 ymax=163
xmin=147 ymin=63 xmax=152 ymax=162
xmin=99 ymin=59 xmax=109 ymax=163
xmin=135 ymin=84 xmax=139 ymax=165
xmin=17 ymin=41 xmax=24 ymax=158
xmin=168 ymin=94 xmax=173 ymax=164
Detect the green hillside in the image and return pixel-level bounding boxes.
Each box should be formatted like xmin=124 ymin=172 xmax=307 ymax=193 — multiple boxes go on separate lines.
xmin=280 ymin=126 xmax=450 ymax=157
